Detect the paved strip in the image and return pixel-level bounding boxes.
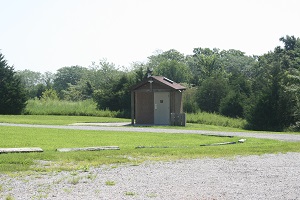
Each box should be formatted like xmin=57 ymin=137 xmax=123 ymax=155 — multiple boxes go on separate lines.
xmin=0 ymin=123 xmax=300 ymax=142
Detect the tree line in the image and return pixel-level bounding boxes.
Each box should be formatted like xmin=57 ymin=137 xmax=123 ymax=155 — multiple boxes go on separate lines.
xmin=1 ymin=35 xmax=300 ymax=131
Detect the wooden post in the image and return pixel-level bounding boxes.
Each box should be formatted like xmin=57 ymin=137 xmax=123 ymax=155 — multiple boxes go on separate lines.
xmin=131 ymin=91 xmax=135 ymax=125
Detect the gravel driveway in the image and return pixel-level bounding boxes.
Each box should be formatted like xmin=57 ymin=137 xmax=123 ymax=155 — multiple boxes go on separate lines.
xmin=0 ymin=123 xmax=300 ymax=199
xmin=1 ymin=153 xmax=300 ymax=200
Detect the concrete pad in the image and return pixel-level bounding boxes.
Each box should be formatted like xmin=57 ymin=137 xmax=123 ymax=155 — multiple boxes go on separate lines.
xmin=56 ymin=146 xmax=120 ymax=152
xmin=0 ymin=147 xmax=43 ymax=154
xmin=70 ymin=122 xmax=131 ymax=126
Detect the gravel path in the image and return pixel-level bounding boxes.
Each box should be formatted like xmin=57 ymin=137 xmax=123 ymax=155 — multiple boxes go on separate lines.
xmin=1 ymin=122 xmax=300 ymax=142
xmin=1 ymin=153 xmax=300 ymax=200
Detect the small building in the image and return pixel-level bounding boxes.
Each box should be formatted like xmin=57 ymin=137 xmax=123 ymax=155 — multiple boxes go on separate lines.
xmin=131 ymin=75 xmax=186 ymax=126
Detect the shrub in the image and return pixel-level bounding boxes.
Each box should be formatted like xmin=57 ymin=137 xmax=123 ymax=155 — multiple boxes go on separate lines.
xmin=196 ymin=77 xmax=228 ymax=113
xmin=183 ymin=87 xmax=200 ymax=113
xmin=219 ymin=92 xmax=244 ymax=118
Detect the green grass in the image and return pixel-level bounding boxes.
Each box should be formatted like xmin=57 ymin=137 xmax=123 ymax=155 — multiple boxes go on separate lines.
xmin=0 ymin=126 xmax=299 ymax=173
xmin=125 ymin=191 xmax=135 ymax=196
xmin=105 ymin=181 xmax=116 ymax=186
xmin=0 ymin=114 xmax=243 ymax=132
xmin=69 ymin=177 xmax=81 ymax=185
xmin=0 ymin=115 xmax=130 ymax=125
xmin=5 ymin=194 xmax=15 ymax=200
xmin=154 ymin=123 xmax=246 ymax=132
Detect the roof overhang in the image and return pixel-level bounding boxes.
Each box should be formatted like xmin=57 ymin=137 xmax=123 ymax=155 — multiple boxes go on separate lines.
xmin=131 ymin=76 xmax=186 ymax=91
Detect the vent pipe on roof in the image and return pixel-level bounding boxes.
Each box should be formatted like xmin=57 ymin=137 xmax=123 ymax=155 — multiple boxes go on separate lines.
xmin=147 ymin=68 xmax=153 ymax=78
xmin=148 ymin=79 xmax=153 ymax=91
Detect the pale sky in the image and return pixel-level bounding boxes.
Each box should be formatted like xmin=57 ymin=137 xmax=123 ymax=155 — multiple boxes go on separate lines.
xmin=1 ymin=0 xmax=300 ymax=73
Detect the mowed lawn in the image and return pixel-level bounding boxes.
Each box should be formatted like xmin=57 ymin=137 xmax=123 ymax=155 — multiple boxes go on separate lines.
xmin=0 ymin=115 xmax=130 ymax=125
xmin=1 ymin=125 xmax=300 ymax=172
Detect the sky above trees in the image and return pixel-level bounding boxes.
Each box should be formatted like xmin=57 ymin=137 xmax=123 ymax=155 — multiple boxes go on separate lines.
xmin=1 ymin=0 xmax=300 ymax=72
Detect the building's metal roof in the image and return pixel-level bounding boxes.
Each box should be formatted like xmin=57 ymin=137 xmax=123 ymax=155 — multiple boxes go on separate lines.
xmin=131 ymin=76 xmax=186 ymax=91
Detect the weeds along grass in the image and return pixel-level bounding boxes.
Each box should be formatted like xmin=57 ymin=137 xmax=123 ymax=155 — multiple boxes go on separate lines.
xmin=24 ymin=99 xmax=246 ymax=129
xmin=187 ymin=112 xmax=247 ymax=129
xmin=24 ymin=99 xmax=120 ymax=117
xmin=0 ymin=126 xmax=299 ymax=172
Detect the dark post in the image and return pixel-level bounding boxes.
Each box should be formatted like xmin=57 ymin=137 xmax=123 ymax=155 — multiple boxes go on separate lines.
xmin=131 ymin=91 xmax=135 ymax=125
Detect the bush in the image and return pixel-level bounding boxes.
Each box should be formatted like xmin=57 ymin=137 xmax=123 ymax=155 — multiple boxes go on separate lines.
xmin=40 ymin=89 xmax=59 ymax=101
xmin=219 ymin=92 xmax=244 ymax=118
xmin=183 ymin=87 xmax=200 ymax=113
xmin=245 ymin=89 xmax=294 ymax=131
xmin=93 ymin=74 xmax=132 ymax=118
xmin=196 ymin=77 xmax=228 ymax=113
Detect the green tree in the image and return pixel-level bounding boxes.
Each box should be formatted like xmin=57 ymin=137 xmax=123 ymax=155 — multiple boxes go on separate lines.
xmin=196 ymin=76 xmax=229 ymax=113
xmin=17 ymin=69 xmax=42 ymax=86
xmin=284 ymin=68 xmax=300 ymax=130
xmin=40 ymin=88 xmax=59 ymax=101
xmin=183 ymin=87 xmax=199 ymax=113
xmin=41 ymin=71 xmax=55 ymax=88
xmin=53 ymin=66 xmax=88 ymax=98
xmin=218 ymin=49 xmax=257 ymax=79
xmin=0 ymin=52 xmax=27 ymax=114
xmin=154 ymin=60 xmax=191 ymax=83
xmin=219 ymin=91 xmax=244 ymax=118
xmin=186 ymin=47 xmax=258 ymax=117
xmin=219 ymin=71 xmax=252 ymax=118
xmin=88 ymin=59 xmax=122 ymax=91
xmin=188 ymin=48 xmax=225 ymax=85
xmin=35 ymin=83 xmax=47 ymax=99
xmin=62 ymin=81 xmax=93 ymax=101
xmin=246 ymin=35 xmax=300 ymax=131
xmin=147 ymin=49 xmax=185 ymax=69
xmin=129 ymin=62 xmax=148 ymax=83
xmin=89 ymin=59 xmax=135 ymax=117
xmin=147 ymin=49 xmax=191 ymax=83
xmin=17 ymin=69 xmax=47 ymax=98
xmin=93 ymin=73 xmax=133 ymax=117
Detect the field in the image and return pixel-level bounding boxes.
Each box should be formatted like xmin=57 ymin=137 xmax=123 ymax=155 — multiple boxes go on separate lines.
xmin=24 ymin=99 xmax=121 ymax=118
xmin=1 ymin=115 xmax=300 ymax=173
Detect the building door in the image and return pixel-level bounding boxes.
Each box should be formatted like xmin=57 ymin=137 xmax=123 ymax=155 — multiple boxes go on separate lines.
xmin=154 ymin=92 xmax=170 ymax=125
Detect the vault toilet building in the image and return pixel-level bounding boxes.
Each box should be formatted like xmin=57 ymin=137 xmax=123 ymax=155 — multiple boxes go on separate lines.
xmin=131 ymin=75 xmax=186 ymax=126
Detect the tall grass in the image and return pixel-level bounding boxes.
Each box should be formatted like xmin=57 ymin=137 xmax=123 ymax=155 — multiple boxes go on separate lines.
xmin=187 ymin=112 xmax=247 ymax=129
xmin=24 ymin=99 xmax=120 ymax=118
xmin=24 ymin=99 xmax=247 ymax=129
